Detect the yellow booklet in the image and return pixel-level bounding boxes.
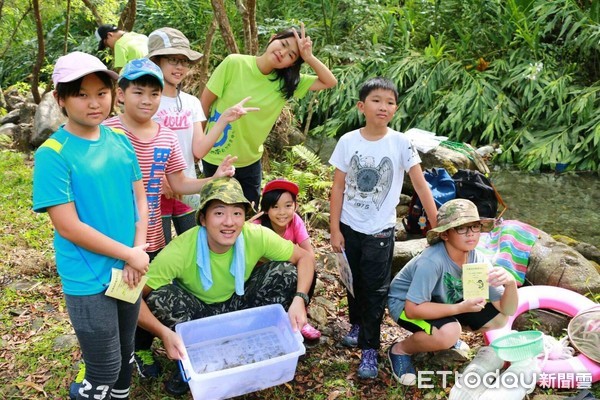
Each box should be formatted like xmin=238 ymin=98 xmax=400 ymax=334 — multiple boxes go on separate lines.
xmin=462 ymin=263 xmax=489 ymax=300
xmin=105 ymin=268 xmax=148 ymax=304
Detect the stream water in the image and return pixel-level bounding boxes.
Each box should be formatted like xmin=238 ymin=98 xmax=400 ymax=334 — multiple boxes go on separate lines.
xmin=490 ymin=169 xmax=600 ymax=248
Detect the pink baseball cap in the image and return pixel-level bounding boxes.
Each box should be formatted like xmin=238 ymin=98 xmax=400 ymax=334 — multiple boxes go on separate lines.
xmin=262 ymin=178 xmax=299 ymax=196
xmin=52 ymin=51 xmax=119 ymax=87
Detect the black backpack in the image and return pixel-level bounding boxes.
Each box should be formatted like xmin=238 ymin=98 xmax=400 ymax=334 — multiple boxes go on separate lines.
xmin=452 ymin=169 xmax=498 ymax=218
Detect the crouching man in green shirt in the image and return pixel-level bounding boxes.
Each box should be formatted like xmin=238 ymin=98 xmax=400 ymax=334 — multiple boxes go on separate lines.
xmin=136 ymin=177 xmax=314 ymax=395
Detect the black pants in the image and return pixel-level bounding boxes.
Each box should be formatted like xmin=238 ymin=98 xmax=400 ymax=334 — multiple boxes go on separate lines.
xmin=340 ymin=223 xmax=395 ymax=350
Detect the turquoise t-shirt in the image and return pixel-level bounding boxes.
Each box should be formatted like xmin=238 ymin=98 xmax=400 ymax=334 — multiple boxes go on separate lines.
xmin=204 ymin=54 xmax=317 ymax=167
xmin=33 ymin=125 xmax=142 ymax=295
xmin=146 ymin=223 xmax=294 ymax=303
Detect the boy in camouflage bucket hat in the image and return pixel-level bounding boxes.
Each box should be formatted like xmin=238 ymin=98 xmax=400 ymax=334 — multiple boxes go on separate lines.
xmin=386 ymin=199 xmax=518 ymax=386
xmin=426 ymin=198 xmax=495 ymax=245
xmin=195 ymin=177 xmax=253 ymax=225
xmin=136 ymin=176 xmax=315 ymax=396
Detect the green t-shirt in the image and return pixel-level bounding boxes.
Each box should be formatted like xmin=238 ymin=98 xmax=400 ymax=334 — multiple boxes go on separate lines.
xmin=114 ymin=32 xmax=148 ymax=68
xmin=146 ymin=223 xmax=294 ymax=303
xmin=204 ymin=54 xmax=317 ymax=167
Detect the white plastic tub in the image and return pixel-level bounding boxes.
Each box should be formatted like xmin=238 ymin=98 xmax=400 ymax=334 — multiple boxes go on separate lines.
xmin=175 ymin=304 xmax=305 ymax=400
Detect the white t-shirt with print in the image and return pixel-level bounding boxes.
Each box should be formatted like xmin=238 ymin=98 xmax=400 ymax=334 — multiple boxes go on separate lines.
xmin=329 ymin=128 xmax=421 ymax=235
xmin=154 ymin=91 xmax=206 ymax=179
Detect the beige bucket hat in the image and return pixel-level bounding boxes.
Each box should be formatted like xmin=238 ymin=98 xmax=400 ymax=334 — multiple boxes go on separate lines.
xmin=426 ymin=199 xmax=495 ymax=245
xmin=147 ymin=27 xmax=202 ymax=62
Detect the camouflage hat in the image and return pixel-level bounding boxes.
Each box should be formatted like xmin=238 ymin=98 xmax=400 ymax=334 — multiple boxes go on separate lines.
xmin=196 ymin=177 xmax=252 ymax=224
xmin=426 ymin=199 xmax=495 ymax=245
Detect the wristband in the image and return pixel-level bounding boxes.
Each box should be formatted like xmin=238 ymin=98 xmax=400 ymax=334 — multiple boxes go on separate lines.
xmin=294 ymin=292 xmax=310 ymax=306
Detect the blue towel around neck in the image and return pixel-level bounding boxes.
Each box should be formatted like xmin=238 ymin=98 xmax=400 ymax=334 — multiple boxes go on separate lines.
xmin=196 ymin=226 xmax=246 ymax=295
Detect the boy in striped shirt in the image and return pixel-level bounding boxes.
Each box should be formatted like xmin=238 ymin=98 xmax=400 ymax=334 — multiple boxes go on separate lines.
xmin=103 ymin=58 xmax=256 ymax=380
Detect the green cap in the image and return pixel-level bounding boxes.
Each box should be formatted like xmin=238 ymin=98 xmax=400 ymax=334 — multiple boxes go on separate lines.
xmin=426 ymin=199 xmax=495 ymax=245
xmin=196 ymin=177 xmax=252 ymax=224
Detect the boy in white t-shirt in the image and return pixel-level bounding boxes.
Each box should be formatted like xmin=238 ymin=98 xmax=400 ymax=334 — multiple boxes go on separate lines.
xmin=329 ymin=77 xmax=438 ymax=379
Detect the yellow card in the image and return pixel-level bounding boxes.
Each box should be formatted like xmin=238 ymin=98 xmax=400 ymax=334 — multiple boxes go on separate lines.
xmin=462 ymin=263 xmax=489 ymax=300
xmin=105 ymin=268 xmax=148 ymax=304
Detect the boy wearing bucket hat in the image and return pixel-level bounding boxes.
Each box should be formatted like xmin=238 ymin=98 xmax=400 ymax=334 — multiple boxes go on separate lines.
xmin=136 ymin=177 xmax=315 ymax=395
xmin=387 ymin=199 xmax=518 ymax=385
xmin=95 ymin=24 xmax=148 ymax=70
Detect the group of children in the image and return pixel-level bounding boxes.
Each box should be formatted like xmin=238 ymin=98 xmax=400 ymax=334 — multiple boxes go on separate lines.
xmin=32 ymin=21 xmax=518 ymax=399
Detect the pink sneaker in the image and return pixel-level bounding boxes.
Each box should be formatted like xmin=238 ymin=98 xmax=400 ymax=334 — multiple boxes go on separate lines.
xmin=301 ymin=323 xmax=321 ymax=340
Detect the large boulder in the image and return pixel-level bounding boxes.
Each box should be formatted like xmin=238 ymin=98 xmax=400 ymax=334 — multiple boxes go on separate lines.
xmin=391 ymin=238 xmax=427 ymax=277
xmin=553 ymin=234 xmax=600 ymax=265
xmin=0 ymin=109 xmax=20 ymax=125
xmin=527 ymin=230 xmax=600 ymax=295
xmin=32 ymin=92 xmax=65 ymax=147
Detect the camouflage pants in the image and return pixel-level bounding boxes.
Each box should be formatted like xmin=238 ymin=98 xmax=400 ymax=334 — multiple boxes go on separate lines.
xmin=145 ymin=261 xmax=298 ymax=330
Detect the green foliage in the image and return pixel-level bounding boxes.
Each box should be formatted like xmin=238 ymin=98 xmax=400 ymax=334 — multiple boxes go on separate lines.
xmin=303 ymin=0 xmax=600 ymax=172
xmin=7 ymin=82 xmax=32 ymax=96
xmin=0 ymin=150 xmax=52 ymax=252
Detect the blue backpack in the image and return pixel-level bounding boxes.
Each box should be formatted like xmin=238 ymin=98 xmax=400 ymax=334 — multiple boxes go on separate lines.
xmin=403 ymin=168 xmax=456 ymax=235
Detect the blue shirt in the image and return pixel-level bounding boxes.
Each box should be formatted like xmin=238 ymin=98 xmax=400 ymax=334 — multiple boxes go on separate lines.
xmin=33 ymin=125 xmax=142 ymax=295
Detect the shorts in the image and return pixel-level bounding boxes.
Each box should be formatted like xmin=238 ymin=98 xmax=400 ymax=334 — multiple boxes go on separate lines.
xmin=161 ymin=195 xmax=193 ymax=217
xmin=397 ymin=302 xmax=500 ymax=334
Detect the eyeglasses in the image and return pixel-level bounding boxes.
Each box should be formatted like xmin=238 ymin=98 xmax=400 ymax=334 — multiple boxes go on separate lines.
xmin=165 ymin=57 xmax=191 ymax=68
xmin=453 ymin=223 xmax=483 ymax=235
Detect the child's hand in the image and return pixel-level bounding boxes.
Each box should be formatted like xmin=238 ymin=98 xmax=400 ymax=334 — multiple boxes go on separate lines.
xmin=488 ymin=266 xmax=515 ymax=287
xmin=126 ymin=243 xmax=150 ymax=274
xmin=213 ymin=154 xmax=237 ymax=178
xmin=293 ymin=22 xmax=314 ymax=61
xmin=248 ymin=211 xmax=264 ymax=223
xmin=330 ymin=230 xmax=345 ymax=253
xmin=218 ymin=97 xmax=260 ymax=124
xmin=460 ymin=297 xmax=486 ymax=313
xmin=162 ymin=178 xmax=176 ymax=200
xmin=122 ymin=264 xmax=142 ymax=288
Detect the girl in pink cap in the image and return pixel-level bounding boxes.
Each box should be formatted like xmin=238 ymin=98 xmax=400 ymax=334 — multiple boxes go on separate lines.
xmin=253 ymin=178 xmax=321 ymax=340
xmin=33 ymin=52 xmax=149 ymax=399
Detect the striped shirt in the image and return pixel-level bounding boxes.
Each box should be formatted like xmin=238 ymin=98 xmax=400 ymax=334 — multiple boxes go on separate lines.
xmin=104 ymin=116 xmax=186 ymax=252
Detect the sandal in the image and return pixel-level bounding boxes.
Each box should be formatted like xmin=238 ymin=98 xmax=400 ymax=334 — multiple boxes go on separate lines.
xmin=301 ymin=322 xmax=321 ymax=340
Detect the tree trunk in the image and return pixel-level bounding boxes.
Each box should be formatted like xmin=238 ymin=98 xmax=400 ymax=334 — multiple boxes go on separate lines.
xmin=247 ymin=0 xmax=258 ymax=54
xmin=64 ymin=0 xmax=71 ymax=54
xmin=118 ymin=0 xmax=137 ymax=32
xmin=31 ymin=0 xmax=44 ymax=104
xmin=198 ymin=18 xmax=218 ymax=93
xmin=80 ymin=0 xmax=103 ymax=26
xmin=211 ymin=0 xmax=239 ymax=54
xmin=235 ymin=0 xmax=258 ymax=54
xmin=236 ymin=0 xmax=250 ymax=54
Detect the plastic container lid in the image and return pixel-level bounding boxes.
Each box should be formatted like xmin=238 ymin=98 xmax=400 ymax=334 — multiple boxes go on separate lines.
xmin=490 ymin=330 xmax=544 ymax=362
